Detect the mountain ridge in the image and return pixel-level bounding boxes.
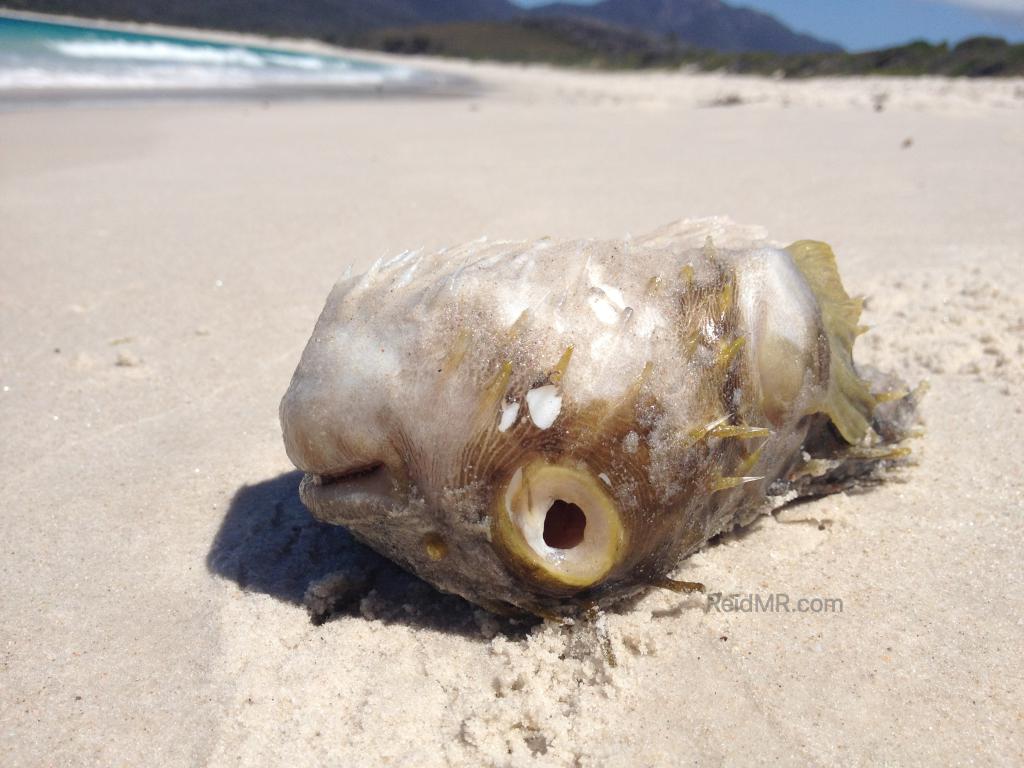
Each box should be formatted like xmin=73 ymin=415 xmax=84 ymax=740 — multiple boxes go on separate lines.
xmin=0 ymin=1 xmax=521 ymax=39
xmin=1 ymin=0 xmax=841 ymax=54
xmin=532 ymin=0 xmax=841 ymax=53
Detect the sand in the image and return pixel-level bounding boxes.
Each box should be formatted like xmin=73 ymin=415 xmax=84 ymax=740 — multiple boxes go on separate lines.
xmin=2 ymin=44 xmax=1023 ymax=767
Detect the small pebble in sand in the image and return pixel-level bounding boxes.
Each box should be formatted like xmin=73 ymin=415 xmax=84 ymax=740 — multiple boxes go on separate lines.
xmin=115 ymin=351 xmax=141 ymax=367
xmin=707 ymin=93 xmax=744 ymax=107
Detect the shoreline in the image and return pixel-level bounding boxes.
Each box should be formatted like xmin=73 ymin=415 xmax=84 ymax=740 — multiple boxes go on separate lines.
xmin=3 ymin=8 xmax=1024 ymax=113
xmin=0 ymin=8 xmax=479 ymax=106
xmin=0 ymin=73 xmax=480 ymax=111
xmin=0 ymin=7 xmax=372 ymax=57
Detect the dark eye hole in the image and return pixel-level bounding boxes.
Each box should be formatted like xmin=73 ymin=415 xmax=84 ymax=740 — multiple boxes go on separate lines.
xmin=543 ymin=500 xmax=586 ymax=549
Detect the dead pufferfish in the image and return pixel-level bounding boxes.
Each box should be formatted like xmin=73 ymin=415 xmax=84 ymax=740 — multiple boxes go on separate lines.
xmin=280 ymin=218 xmax=919 ymax=617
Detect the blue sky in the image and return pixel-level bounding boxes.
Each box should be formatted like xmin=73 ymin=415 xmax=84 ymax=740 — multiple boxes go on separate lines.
xmin=513 ymin=0 xmax=1024 ymax=51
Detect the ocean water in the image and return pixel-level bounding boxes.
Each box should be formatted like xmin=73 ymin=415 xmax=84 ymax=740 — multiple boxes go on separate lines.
xmin=0 ymin=15 xmax=417 ymax=92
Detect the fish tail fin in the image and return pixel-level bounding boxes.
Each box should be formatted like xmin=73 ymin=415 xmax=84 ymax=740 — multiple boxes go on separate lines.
xmin=786 ymin=240 xmax=877 ymax=445
xmin=776 ymin=241 xmax=923 ymax=501
xmin=782 ymin=377 xmax=924 ymax=500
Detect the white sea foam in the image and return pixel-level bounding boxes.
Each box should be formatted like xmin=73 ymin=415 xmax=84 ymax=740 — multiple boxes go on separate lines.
xmin=48 ymin=39 xmax=269 ymax=66
xmin=0 ymin=65 xmax=413 ymax=90
xmin=264 ymin=53 xmax=326 ymax=71
xmin=0 ymin=44 xmax=416 ymax=90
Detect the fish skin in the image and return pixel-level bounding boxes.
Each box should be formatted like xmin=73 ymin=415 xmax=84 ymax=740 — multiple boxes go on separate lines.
xmin=280 ymin=218 xmax=917 ymax=617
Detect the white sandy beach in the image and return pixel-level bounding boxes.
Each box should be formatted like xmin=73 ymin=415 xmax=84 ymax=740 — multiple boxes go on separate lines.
xmin=1 ymin=39 xmax=1023 ymax=767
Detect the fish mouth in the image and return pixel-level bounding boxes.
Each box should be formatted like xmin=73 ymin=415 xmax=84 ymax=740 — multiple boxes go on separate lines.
xmin=298 ymin=462 xmax=398 ymax=523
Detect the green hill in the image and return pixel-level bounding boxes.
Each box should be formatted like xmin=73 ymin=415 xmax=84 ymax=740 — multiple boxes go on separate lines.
xmin=360 ymin=21 xmax=1024 ymax=77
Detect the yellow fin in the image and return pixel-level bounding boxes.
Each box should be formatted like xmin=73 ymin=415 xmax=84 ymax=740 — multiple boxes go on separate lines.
xmin=688 ymin=414 xmax=730 ymax=442
xmin=652 ymin=577 xmax=705 ymax=594
xmin=506 ymin=309 xmax=530 ymax=340
xmin=680 ymin=263 xmax=695 ymax=286
xmin=873 ymin=389 xmax=908 ymax=405
xmin=478 ymin=361 xmax=512 ymax=415
xmin=735 ymin=446 xmax=764 ymax=476
xmin=716 ymin=336 xmax=745 ymax=372
xmin=709 ymin=424 xmax=771 ymax=440
xmin=441 ymin=329 xmax=470 ymax=375
xmin=844 ymin=445 xmax=912 ymax=461
xmin=786 ymin=240 xmax=876 ymax=444
xmin=550 ymin=344 xmax=574 ymax=384
xmin=710 ymin=475 xmax=764 ymax=492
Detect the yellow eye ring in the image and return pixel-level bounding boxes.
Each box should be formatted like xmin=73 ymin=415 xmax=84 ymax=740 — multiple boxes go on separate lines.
xmin=492 ymin=459 xmax=626 ymax=593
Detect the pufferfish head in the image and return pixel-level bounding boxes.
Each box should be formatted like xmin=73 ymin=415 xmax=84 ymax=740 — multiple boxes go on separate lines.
xmin=280 ymin=218 xmax=837 ymax=616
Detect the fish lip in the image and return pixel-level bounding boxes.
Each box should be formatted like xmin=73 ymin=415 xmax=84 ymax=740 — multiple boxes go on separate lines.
xmin=298 ymin=463 xmax=398 ymax=522
xmin=310 ymin=462 xmax=385 ymax=486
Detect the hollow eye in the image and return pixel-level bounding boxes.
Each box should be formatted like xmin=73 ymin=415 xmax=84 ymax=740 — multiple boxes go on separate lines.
xmin=492 ymin=460 xmax=625 ymax=592
xmin=543 ymin=500 xmax=586 ymax=549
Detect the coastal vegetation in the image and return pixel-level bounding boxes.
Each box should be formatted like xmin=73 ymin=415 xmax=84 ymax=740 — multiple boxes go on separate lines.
xmin=359 ymin=20 xmax=1024 ymax=77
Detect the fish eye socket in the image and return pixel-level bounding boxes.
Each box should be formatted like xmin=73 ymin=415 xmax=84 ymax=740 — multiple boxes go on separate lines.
xmin=543 ymin=500 xmax=587 ymax=549
xmin=492 ymin=460 xmax=625 ymax=592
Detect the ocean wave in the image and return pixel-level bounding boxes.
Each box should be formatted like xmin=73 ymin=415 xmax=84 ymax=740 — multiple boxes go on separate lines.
xmin=0 ymin=17 xmax=420 ymax=94
xmin=0 ymin=64 xmax=413 ymax=89
xmin=46 ymin=40 xmax=349 ymax=73
xmin=264 ymin=53 xmax=329 ymax=71
xmin=48 ymin=39 xmax=271 ymax=66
